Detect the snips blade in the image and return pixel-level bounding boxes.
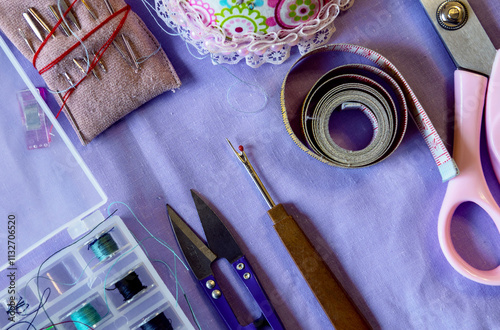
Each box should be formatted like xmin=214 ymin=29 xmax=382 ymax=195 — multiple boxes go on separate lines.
xmin=191 ymin=190 xmax=243 ymax=264
xmin=419 ymin=0 xmax=496 ymax=76
xmin=166 ymin=204 xmax=217 ymax=280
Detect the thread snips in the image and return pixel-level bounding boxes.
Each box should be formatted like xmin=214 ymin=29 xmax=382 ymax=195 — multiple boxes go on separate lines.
xmin=166 ymin=190 xmax=284 ymax=329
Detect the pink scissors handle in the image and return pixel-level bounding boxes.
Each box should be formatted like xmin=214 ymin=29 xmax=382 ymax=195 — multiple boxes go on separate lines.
xmin=438 ymin=70 xmax=500 ymax=285
xmin=486 ymin=49 xmax=500 ymax=184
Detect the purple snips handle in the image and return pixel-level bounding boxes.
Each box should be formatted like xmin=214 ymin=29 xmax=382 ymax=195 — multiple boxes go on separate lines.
xmin=199 ymin=274 xmax=252 ymax=329
xmin=199 ymin=256 xmax=284 ymax=329
xmin=232 ymin=256 xmax=284 ymax=329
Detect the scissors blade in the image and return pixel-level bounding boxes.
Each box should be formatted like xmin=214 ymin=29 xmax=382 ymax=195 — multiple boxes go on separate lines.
xmin=166 ymin=204 xmax=217 ymax=280
xmin=419 ymin=0 xmax=496 ymax=76
xmin=191 ymin=190 xmax=243 ymax=264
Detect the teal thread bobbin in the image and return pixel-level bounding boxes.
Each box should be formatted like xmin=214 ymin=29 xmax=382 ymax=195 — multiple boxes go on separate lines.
xmin=70 ymin=303 xmax=102 ymax=330
xmin=89 ymin=231 xmax=119 ymax=261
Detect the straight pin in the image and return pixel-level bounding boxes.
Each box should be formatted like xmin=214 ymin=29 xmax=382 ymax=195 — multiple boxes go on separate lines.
xmin=18 ymin=28 xmax=36 ymax=55
xmin=28 ymin=8 xmax=57 ymax=39
xmin=49 ymin=5 xmax=71 ymax=36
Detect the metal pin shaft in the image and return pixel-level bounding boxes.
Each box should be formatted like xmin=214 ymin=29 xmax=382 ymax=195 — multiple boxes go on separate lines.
xmin=226 ymin=139 xmax=276 ymax=208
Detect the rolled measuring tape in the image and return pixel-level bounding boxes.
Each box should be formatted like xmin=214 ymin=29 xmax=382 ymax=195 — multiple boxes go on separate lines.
xmin=281 ymin=44 xmax=458 ymax=182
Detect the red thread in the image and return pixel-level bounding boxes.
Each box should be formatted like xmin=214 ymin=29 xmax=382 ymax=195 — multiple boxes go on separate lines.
xmin=33 ymin=1 xmax=131 ymax=138
xmin=33 ymin=0 xmax=80 ymax=67
xmin=51 ymin=5 xmax=130 ymax=121
xmin=36 ymin=5 xmax=131 ymax=74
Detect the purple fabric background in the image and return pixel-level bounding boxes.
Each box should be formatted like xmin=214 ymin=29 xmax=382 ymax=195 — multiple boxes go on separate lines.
xmin=2 ymin=0 xmax=500 ymax=328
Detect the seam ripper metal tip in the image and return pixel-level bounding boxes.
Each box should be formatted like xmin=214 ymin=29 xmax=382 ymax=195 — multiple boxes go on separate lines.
xmin=226 ymin=138 xmax=275 ymax=208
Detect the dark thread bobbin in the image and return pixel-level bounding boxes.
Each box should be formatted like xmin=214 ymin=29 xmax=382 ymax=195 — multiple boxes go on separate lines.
xmin=114 ymin=271 xmax=147 ymax=301
xmin=140 ymin=312 xmax=173 ymax=330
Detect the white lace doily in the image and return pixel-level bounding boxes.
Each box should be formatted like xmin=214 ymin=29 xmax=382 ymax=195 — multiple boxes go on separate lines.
xmin=155 ymin=0 xmax=353 ymax=67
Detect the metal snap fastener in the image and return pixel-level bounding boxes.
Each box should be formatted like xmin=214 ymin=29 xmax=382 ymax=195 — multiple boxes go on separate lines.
xmin=436 ymin=1 xmax=468 ymax=30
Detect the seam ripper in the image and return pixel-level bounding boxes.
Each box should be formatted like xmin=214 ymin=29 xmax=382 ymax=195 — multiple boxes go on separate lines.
xmin=226 ymin=139 xmax=370 ymax=329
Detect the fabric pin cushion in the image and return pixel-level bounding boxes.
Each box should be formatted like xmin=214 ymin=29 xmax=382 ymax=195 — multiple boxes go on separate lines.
xmin=155 ymin=0 xmax=353 ymax=67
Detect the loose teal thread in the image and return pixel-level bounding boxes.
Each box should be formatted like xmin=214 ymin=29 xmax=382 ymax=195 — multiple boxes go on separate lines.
xmin=185 ymin=42 xmax=209 ymax=60
xmin=140 ymin=0 xmax=208 ymax=60
xmin=137 ymin=46 xmax=162 ymax=64
xmin=134 ymin=237 xmax=179 ymax=304
xmin=184 ymin=293 xmax=202 ymax=330
xmin=153 ymin=259 xmax=202 ymax=330
xmin=101 ymin=238 xmax=186 ymax=317
xmin=106 ymin=202 xmax=189 ymax=270
xmin=106 ymin=201 xmax=188 ymax=309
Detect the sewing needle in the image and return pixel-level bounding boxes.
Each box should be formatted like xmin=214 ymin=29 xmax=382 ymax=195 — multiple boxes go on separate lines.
xmin=23 ymin=12 xmax=44 ymax=42
xmin=28 ymin=8 xmax=57 ymax=39
xmin=18 ymin=28 xmax=35 ymax=55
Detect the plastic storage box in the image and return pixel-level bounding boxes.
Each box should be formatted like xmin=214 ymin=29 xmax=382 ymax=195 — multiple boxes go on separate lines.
xmin=0 ymin=33 xmax=194 ymax=330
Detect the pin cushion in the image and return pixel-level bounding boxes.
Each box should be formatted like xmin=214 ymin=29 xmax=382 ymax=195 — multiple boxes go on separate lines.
xmin=155 ymin=0 xmax=353 ymax=67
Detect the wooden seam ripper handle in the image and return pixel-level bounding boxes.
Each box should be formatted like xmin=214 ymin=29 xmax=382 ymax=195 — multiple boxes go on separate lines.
xmin=268 ymin=204 xmax=370 ymax=330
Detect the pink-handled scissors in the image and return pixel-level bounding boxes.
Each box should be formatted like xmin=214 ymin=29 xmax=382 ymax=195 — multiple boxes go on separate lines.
xmin=420 ymin=0 xmax=500 ymax=284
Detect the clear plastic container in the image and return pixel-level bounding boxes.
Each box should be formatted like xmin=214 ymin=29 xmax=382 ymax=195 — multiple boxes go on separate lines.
xmin=0 ymin=33 xmax=194 ymax=329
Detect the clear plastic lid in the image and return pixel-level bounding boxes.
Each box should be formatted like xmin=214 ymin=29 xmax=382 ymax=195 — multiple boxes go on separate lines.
xmin=0 ymin=33 xmax=107 ymax=271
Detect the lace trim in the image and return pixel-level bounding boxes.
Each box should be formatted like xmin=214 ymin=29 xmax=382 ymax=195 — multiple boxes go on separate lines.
xmin=155 ymin=0 xmax=353 ymax=67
